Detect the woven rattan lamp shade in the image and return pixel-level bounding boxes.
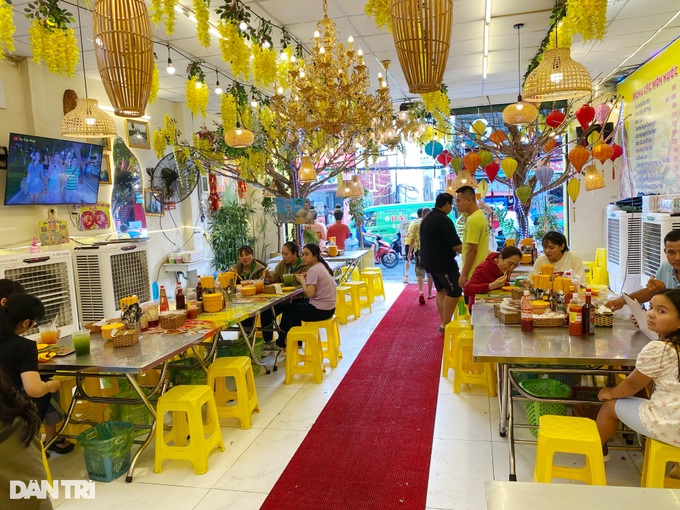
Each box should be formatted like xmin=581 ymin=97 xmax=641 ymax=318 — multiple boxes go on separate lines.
xmin=224 ymin=127 xmax=254 ymax=148
xmin=61 ymin=98 xmax=117 ymax=138
xmin=390 ymin=0 xmax=453 ymax=94
xmin=347 ymin=175 xmax=364 ymax=198
xmin=336 ymin=178 xmax=352 ymax=197
xmin=523 ymin=48 xmax=592 ymax=102
xmin=92 ymin=0 xmax=154 ymax=118
xmin=502 ymin=100 xmax=539 ymax=126
xmin=298 ymin=156 xmax=317 ymax=183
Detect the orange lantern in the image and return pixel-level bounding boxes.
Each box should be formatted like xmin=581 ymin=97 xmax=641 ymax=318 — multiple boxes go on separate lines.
xmin=568 ymin=145 xmax=590 ymax=172
xmin=488 ymin=130 xmax=507 ymax=145
xmin=463 ymin=152 xmax=480 ymax=172
xmin=592 ymin=143 xmax=614 ymax=164
xmin=543 ymin=138 xmax=556 ymax=153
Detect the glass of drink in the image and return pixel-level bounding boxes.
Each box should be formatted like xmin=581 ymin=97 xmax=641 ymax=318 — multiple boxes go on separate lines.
xmin=145 ymin=303 xmax=160 ymax=328
xmin=282 ymin=273 xmax=295 ymax=287
xmin=254 ymin=279 xmax=265 ymax=294
xmin=72 ymin=330 xmax=91 ymax=356
xmin=39 ymin=324 xmax=58 ymax=344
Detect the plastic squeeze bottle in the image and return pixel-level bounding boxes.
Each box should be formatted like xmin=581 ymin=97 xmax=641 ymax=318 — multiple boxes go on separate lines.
xmin=521 ymin=290 xmax=534 ymax=331
xmin=582 ymin=288 xmax=595 ymax=335
xmin=569 ymin=295 xmax=583 ymax=336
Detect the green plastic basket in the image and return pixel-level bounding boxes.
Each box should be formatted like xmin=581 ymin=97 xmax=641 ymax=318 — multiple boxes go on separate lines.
xmin=519 ymin=378 xmax=572 ymax=437
xmin=111 ymin=390 xmax=153 ymax=437
xmin=217 ymin=337 xmax=264 ymax=376
xmin=77 ymin=422 xmax=134 ymax=482
xmin=167 ymin=358 xmax=207 ymax=386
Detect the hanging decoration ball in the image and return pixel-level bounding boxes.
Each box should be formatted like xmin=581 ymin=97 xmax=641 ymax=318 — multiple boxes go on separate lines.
xmin=592 ymin=143 xmax=614 ymax=164
xmin=534 ymin=165 xmax=554 ymax=188
xmin=500 ymin=157 xmax=518 ymax=179
xmin=484 ymin=161 xmax=500 ymax=182
xmin=516 ymin=185 xmax=531 ymax=205
xmin=575 ymin=104 xmax=596 ymax=131
xmin=543 ymin=138 xmax=556 ymax=153
xmin=545 ymin=110 xmax=565 ymax=129
xmin=424 ymin=140 xmax=444 ymax=157
xmin=594 ymin=103 xmax=611 ymax=126
xmin=587 ymin=131 xmax=601 ymax=146
xmin=568 ymin=145 xmax=590 ymax=172
xmin=477 ymin=179 xmax=488 ymax=198
xmin=478 ymin=150 xmax=493 ymax=168
xmin=610 ymin=143 xmax=624 ymax=161
xmin=436 ymin=150 xmax=453 ymax=166
xmin=208 ymin=173 xmax=221 ymax=212
xmin=567 ymin=178 xmax=580 ymax=203
xmin=488 ymin=130 xmax=507 ymax=145
xmin=463 ymin=152 xmax=481 ymax=171
xmin=471 ymin=119 xmax=487 ymax=137
xmin=450 ymin=157 xmax=463 ymax=173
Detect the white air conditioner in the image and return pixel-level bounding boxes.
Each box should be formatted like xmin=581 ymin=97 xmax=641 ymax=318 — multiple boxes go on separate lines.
xmin=73 ymin=242 xmax=152 ymax=322
xmin=640 ymin=213 xmax=680 ymax=286
xmin=606 ymin=210 xmax=642 ymax=294
xmin=0 ymin=250 xmax=79 ymax=338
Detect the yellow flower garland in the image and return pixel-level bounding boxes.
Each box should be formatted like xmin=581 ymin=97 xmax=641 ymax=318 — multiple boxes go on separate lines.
xmin=0 ymin=0 xmax=16 ymax=60
xmin=546 ymin=21 xmax=572 ymax=49
xmin=239 ymin=149 xmax=266 ymax=181
xmin=365 ymin=0 xmax=391 ymax=31
xmin=193 ymin=0 xmax=210 ymax=48
xmin=29 ymin=21 xmax=78 ymax=77
xmin=252 ymin=45 xmax=277 ymax=89
xmin=186 ymin=76 xmax=209 ymax=117
xmin=276 ymin=46 xmax=294 ymax=90
xmin=152 ymin=115 xmax=178 ymax=158
xmin=421 ymin=90 xmax=450 ymax=128
xmin=257 ymin=105 xmax=277 ymax=139
xmin=163 ymin=0 xmax=177 ymax=35
xmin=149 ymin=62 xmax=160 ymax=104
xmin=217 ymin=21 xmax=251 ymax=81
xmin=150 ymin=0 xmax=162 ymax=25
xmin=221 ymin=93 xmax=237 ymax=132
xmin=564 ymin=0 xmax=607 ymax=42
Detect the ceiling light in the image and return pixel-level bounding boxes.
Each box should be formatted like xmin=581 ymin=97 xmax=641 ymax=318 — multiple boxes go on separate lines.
xmin=239 ymin=20 xmax=248 ymax=31
xmin=502 ymin=23 xmax=538 ymax=126
xmin=523 ymin=47 xmax=591 ymax=101
xmin=166 ymin=44 xmax=175 ymax=75
xmin=214 ymin=71 xmax=222 ymax=95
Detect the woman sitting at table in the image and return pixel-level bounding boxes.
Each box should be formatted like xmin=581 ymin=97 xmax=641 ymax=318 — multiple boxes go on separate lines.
xmin=530 ymin=231 xmax=586 ymax=284
xmin=269 ymin=242 xmax=309 ymax=283
xmin=276 ymin=244 xmax=336 ymax=348
xmin=463 ymin=246 xmax=522 ymax=308
xmin=230 ymin=246 xmax=274 ymax=343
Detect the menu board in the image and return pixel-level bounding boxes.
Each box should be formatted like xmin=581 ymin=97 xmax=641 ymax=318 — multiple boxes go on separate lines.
xmin=618 ymin=38 xmax=680 ymax=194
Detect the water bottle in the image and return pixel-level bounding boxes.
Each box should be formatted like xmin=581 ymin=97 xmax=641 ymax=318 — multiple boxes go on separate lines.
xmin=345 ymin=233 xmax=358 ymax=251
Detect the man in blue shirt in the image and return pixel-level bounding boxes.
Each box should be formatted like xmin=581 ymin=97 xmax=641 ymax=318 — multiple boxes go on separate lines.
xmin=606 ymin=230 xmax=680 ymax=311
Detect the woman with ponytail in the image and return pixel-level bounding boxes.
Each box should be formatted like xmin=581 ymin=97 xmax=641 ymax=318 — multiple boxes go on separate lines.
xmin=276 ymin=244 xmax=336 ymax=348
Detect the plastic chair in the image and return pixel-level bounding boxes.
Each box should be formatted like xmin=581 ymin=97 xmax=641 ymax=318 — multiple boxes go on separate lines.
xmin=442 ymin=318 xmax=472 ymax=377
xmin=302 ymin=316 xmax=342 ymax=366
xmin=360 ymin=270 xmax=385 ymax=302
xmin=284 ymin=326 xmax=325 ymax=384
xmin=207 ymin=356 xmax=260 ymax=429
xmin=336 ymin=285 xmax=360 ymax=324
xmin=41 ymin=441 xmax=53 ymax=487
xmin=453 ymin=331 xmax=496 ymax=396
xmin=534 ymin=415 xmax=607 ymax=485
xmin=641 ymin=437 xmax=680 ymax=488
xmin=344 ymin=281 xmax=372 ymax=314
xmin=154 ymin=385 xmax=225 ymax=475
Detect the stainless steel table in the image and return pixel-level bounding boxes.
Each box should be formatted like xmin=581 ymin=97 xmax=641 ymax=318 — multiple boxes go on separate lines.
xmin=472 ymin=303 xmax=649 ymax=480
xmin=267 ymin=249 xmax=372 ymax=284
xmin=485 ymin=481 xmax=680 ymax=509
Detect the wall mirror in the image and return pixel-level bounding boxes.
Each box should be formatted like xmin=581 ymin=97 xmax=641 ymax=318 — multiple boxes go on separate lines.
xmin=111 ymin=136 xmax=147 ymax=239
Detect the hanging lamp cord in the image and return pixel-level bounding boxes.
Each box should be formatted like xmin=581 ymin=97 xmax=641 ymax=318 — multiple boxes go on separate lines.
xmin=76 ymin=0 xmax=88 ymax=99
xmin=515 ymin=23 xmax=523 ymax=101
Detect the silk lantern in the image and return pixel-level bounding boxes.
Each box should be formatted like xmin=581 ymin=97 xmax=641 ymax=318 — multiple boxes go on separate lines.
xmin=587 ymin=131 xmax=601 ymax=146
xmin=543 ymin=138 xmax=556 ymax=153
xmin=488 ymin=130 xmax=507 ymax=145
xmin=567 ymin=178 xmax=580 ymax=221
xmin=516 ymin=185 xmax=531 ymax=205
xmin=479 ymin=150 xmax=493 ymax=168
xmin=424 ymin=140 xmax=443 ymax=157
xmin=535 ymin=165 xmax=554 ymax=188
xmin=610 ymin=143 xmax=623 ymax=161
xmin=575 ymin=104 xmax=595 ymax=131
xmin=594 ymin=103 xmax=611 ymax=125
xmin=592 ymin=143 xmax=614 ymax=164
xmin=436 ymin=150 xmax=453 ymax=166
xmin=463 ymin=152 xmax=480 ymax=172
xmin=568 ymin=145 xmax=590 ymax=172
xmin=477 ymin=179 xmax=488 ymax=198
xmin=546 ymin=110 xmax=565 ymax=129
xmin=500 ymin=157 xmax=517 ymax=179
xmin=484 ymin=162 xmax=500 ymax=182
xmin=450 ymin=157 xmax=463 ymax=173
xmin=471 ymin=120 xmax=487 ymax=137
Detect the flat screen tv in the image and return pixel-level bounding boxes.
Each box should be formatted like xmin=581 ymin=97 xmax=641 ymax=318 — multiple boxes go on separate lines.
xmin=4 ymin=132 xmax=104 ymax=205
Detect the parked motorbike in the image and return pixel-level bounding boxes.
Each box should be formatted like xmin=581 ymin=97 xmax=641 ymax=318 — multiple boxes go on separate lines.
xmin=391 ymin=232 xmax=403 ymax=257
xmin=372 ymin=235 xmax=399 ymax=268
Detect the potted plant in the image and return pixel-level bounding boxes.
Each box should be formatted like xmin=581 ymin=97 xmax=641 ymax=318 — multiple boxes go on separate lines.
xmin=208 ymin=199 xmax=256 ymax=271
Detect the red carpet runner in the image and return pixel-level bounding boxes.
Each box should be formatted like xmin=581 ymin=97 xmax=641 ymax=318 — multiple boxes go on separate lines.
xmin=261 ymin=285 xmax=443 ymax=509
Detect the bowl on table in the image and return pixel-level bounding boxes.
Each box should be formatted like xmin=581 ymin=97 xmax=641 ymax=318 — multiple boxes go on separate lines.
xmin=240 ymin=286 xmax=257 ymax=297
xmin=531 ymin=300 xmax=550 ymax=315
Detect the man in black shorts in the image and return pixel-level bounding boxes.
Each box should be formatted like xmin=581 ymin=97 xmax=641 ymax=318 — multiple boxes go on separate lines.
xmin=419 ymin=192 xmax=463 ymax=331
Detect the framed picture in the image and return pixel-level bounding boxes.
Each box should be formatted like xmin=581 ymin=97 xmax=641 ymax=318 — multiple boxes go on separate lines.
xmin=126 ymin=120 xmax=150 ymax=149
xmin=200 ymin=174 xmax=209 ymax=197
xmin=99 ymin=154 xmax=111 ymax=184
xmin=88 ymin=137 xmax=112 ymax=151
xmin=144 ymin=188 xmax=163 ymax=216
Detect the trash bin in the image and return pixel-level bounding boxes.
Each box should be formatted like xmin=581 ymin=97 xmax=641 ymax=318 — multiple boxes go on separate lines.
xmin=217 ymin=337 xmax=264 ymax=376
xmin=111 ymin=390 xmax=154 ymax=437
xmin=77 ymin=422 xmax=134 ymax=482
xmin=519 ymin=378 xmax=572 ymax=437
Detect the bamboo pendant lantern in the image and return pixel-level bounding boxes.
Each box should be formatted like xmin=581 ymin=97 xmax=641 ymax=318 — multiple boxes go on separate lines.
xmin=390 ymin=0 xmax=453 ymax=94
xmin=92 ymin=0 xmax=154 ymax=118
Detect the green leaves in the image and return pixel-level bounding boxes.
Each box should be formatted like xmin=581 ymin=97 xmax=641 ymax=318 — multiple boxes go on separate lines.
xmin=24 ymin=0 xmax=73 ymax=29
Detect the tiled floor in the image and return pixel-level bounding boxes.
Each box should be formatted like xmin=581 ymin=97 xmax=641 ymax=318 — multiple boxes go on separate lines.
xmin=47 ymin=282 xmax=643 ymax=509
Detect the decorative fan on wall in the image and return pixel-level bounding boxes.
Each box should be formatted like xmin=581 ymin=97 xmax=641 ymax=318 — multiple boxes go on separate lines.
xmin=148 ymin=149 xmax=201 ymax=204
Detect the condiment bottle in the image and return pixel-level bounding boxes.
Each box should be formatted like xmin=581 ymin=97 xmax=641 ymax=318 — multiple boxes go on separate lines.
xmin=175 ymin=282 xmax=185 ymax=310
xmin=569 ymin=295 xmax=583 ymax=336
xmin=196 ymin=276 xmax=203 ymax=302
xmin=186 ymin=288 xmax=198 ymax=319
xmin=582 ymin=288 xmax=595 ymax=335
xmin=159 ymin=285 xmax=169 ymax=312
xmin=521 ymin=290 xmax=534 ymax=331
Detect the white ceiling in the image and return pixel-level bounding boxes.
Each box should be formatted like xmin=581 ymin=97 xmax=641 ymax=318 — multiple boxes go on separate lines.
xmin=5 ymin=0 xmax=680 ymax=115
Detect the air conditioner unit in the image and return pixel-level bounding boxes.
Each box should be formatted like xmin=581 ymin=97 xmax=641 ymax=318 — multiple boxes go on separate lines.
xmin=640 ymin=213 xmax=680 ymax=286
xmin=606 ymin=210 xmax=642 ymax=294
xmin=0 ymin=250 xmax=79 ymax=338
xmin=73 ymin=242 xmax=152 ymax=322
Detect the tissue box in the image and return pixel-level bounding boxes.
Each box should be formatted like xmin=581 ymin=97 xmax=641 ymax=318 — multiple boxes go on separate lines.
xmin=179 ymin=250 xmax=204 ymax=262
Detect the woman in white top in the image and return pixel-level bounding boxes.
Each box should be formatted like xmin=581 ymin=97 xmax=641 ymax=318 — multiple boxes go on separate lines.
xmin=530 ymin=231 xmax=586 ymax=284
xmin=276 ymin=243 xmax=336 ymax=348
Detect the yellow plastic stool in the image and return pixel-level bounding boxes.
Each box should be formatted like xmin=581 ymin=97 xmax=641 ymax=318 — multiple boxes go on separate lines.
xmin=207 ymin=356 xmax=260 ymax=429
xmin=336 ymin=285 xmax=360 ymax=324
xmin=360 ymin=270 xmax=386 ymax=302
xmin=442 ymin=318 xmax=472 ymax=377
xmin=534 ymin=415 xmax=607 ymax=485
xmin=285 ymin=326 xmax=325 ymax=384
xmin=344 ymin=281 xmax=372 ymax=314
xmin=41 ymin=441 xmax=52 ymax=488
xmin=453 ymin=331 xmax=496 ymax=396
xmin=302 ymin=316 xmax=342 ymax=366
xmin=154 ymin=385 xmax=225 ymax=475
xmin=641 ymin=437 xmax=680 ymax=488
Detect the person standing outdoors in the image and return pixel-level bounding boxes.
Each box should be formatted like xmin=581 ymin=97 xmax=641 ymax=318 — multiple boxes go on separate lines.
xmin=456 ymin=185 xmax=489 ymax=289
xmin=327 ymin=209 xmax=351 ymax=249
xmin=420 ymin=193 xmax=463 ymax=332
xmin=403 ymin=209 xmax=423 ymax=284
xmin=307 ymin=210 xmax=327 ymax=242
xmin=408 ymin=207 xmax=435 ymax=304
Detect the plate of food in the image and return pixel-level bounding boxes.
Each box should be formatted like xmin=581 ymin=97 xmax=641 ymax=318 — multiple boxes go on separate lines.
xmin=501 ymin=286 xmax=516 ymax=292
xmin=281 ymin=286 xmax=296 ymax=292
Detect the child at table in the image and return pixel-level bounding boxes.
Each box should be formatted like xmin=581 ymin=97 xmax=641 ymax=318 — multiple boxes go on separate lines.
xmin=597 ymin=289 xmax=680 ymax=462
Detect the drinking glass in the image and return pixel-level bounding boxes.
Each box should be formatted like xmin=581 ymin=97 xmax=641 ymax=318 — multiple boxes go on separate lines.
xmin=39 ymin=324 xmax=58 ymax=344
xmin=72 ymin=330 xmax=91 ymax=355
xmin=282 ymin=273 xmax=295 ymax=287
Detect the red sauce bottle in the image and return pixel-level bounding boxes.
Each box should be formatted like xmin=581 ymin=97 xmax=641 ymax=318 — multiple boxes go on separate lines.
xmin=569 ymin=295 xmax=583 ymax=336
xmin=521 ymin=290 xmax=534 ymax=331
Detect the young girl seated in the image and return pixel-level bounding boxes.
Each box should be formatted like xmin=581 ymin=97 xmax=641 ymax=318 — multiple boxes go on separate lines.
xmin=597 ymin=289 xmax=680 ymax=459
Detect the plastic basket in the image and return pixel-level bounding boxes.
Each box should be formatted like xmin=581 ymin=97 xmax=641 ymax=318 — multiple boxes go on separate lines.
xmin=217 ymin=337 xmax=264 ymax=376
xmin=77 ymin=422 xmax=134 ymax=482
xmin=571 ymin=386 xmax=603 ymax=420
xmin=112 ymin=390 xmax=153 ymax=437
xmin=167 ymin=358 xmax=207 ymax=386
xmin=519 ymin=378 xmax=572 ymax=438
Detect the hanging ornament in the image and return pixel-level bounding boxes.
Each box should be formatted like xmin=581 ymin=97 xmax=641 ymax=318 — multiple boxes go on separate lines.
xmin=545 ymin=110 xmax=565 ymax=128
xmin=592 ymin=143 xmax=614 ymax=164
xmin=237 ymin=180 xmax=248 ymax=199
xmin=568 ymin=145 xmax=590 ymax=173
xmin=535 ymin=165 xmax=554 ymax=188
xmin=208 ymin=173 xmax=221 ymax=212
xmin=500 ymin=157 xmax=518 ymax=179
xmin=587 ymin=131 xmax=601 ymax=146
xmin=478 ymin=150 xmax=493 ymax=168
xmin=463 ymin=152 xmax=481 ymax=172
xmin=471 ymin=120 xmax=487 ymax=137
xmin=610 ymin=143 xmax=623 ymax=161
xmin=484 ymin=161 xmax=500 ymax=182
xmin=567 ymin=178 xmax=580 ymax=221
xmin=516 ymin=185 xmax=531 ymax=205
xmin=543 ymin=138 xmax=556 ymax=153
xmin=424 ymin=140 xmax=444 ymax=157
xmin=450 ymin=157 xmax=463 ymax=174
xmin=477 ymin=179 xmax=488 ymax=198
xmin=488 ymin=130 xmax=507 ymax=145
xmin=436 ymin=150 xmax=453 ymax=166
xmin=594 ymin=103 xmax=611 ymax=125
xmin=575 ymin=104 xmax=595 ymax=131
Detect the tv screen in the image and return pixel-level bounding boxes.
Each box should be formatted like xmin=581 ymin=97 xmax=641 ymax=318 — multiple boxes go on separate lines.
xmin=4 ymin=133 xmax=104 ymax=205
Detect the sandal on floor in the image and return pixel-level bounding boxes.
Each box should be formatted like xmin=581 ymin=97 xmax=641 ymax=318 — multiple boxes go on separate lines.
xmin=46 ymin=440 xmax=75 ymax=454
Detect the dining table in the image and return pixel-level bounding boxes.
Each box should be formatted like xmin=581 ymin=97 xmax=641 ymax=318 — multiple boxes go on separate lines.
xmin=267 ymin=249 xmax=372 ymax=284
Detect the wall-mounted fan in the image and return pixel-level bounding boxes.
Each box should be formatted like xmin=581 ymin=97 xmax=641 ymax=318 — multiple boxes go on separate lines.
xmin=148 ymin=149 xmax=202 ymax=204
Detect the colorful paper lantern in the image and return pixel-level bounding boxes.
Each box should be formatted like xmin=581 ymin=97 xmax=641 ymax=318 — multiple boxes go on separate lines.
xmin=610 ymin=143 xmax=623 ymax=161
xmin=567 ymin=177 xmax=580 ymax=221
xmin=568 ymin=145 xmax=590 ymax=172
xmin=516 ymin=185 xmax=531 ymax=205
xmin=479 ymin=150 xmax=493 ymax=168
xmin=592 ymin=143 xmax=614 ymax=164
xmin=594 ymin=103 xmax=611 ymax=126
xmin=545 ymin=110 xmax=565 ymax=129
xmin=484 ymin=162 xmax=500 ymax=182
xmin=575 ymin=104 xmax=595 ymax=131
xmin=587 ymin=131 xmax=601 ymax=146
xmin=463 ymin=152 xmax=480 ymax=171
xmin=477 ymin=179 xmax=488 ymax=198
xmin=424 ymin=140 xmax=444 ymax=157
xmin=535 ymin=165 xmax=554 ymax=188
xmin=488 ymin=130 xmax=507 ymax=145
xmin=500 ymin=157 xmax=517 ymax=179
xmin=471 ymin=120 xmax=487 ymax=137
xmin=450 ymin=157 xmax=463 ymax=173
xmin=436 ymin=150 xmax=453 ymax=166
xmin=543 ymin=138 xmax=556 ymax=153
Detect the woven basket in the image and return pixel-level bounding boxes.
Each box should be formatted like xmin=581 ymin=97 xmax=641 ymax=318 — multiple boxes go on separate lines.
xmin=112 ymin=328 xmax=139 ymax=348
xmin=159 ymin=311 xmax=187 ymax=329
xmin=595 ymin=313 xmax=613 ymax=327
xmin=498 ymin=310 xmax=520 ymax=325
xmin=534 ymin=315 xmax=567 ymax=327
